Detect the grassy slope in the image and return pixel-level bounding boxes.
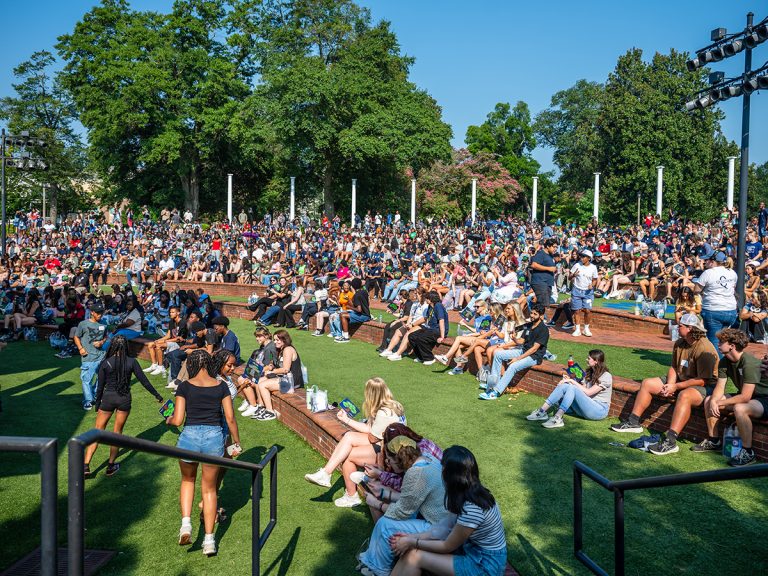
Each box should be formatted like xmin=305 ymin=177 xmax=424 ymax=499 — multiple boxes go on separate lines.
xmin=1 ymin=318 xmax=765 ymax=575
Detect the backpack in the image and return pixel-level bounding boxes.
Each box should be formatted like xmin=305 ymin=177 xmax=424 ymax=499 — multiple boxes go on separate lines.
xmin=23 ymin=327 xmax=38 ymax=342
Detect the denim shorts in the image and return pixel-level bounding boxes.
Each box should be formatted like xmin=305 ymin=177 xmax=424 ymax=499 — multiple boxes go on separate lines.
xmin=348 ymin=311 xmax=371 ymax=325
xmin=453 ymin=542 xmax=507 ymax=576
xmin=570 ymin=287 xmax=594 ymax=311
xmin=177 ymin=425 xmax=225 ymax=462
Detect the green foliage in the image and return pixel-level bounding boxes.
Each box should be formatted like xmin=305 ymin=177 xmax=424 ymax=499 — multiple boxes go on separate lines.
xmin=465 ymin=101 xmax=540 ymax=200
xmin=0 ymin=50 xmax=90 ymax=221
xmin=536 ymin=50 xmax=738 ymax=224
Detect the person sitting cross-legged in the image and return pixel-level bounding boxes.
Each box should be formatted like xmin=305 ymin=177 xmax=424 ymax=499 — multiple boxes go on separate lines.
xmin=336 ymin=278 xmax=371 ymax=343
xmin=702 ymin=328 xmax=768 ymax=467
xmin=611 ymin=314 xmax=718 ymax=456
xmin=479 ymin=303 xmax=549 ymax=401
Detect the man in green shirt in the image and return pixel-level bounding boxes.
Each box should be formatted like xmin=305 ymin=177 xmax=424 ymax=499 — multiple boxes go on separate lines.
xmin=705 ymin=328 xmax=768 ymax=467
xmin=73 ymin=301 xmax=107 ymax=410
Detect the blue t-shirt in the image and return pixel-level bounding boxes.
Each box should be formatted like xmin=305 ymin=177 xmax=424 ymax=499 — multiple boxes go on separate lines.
xmin=746 ymin=241 xmax=762 ymax=260
xmin=220 ymin=329 xmax=242 ymax=365
xmin=530 ymin=249 xmax=555 ymax=287
xmin=425 ymin=303 xmax=450 ymax=337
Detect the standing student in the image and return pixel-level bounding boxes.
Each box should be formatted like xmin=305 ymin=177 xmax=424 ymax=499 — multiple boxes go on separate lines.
xmin=694 ymin=249 xmax=737 ymax=354
xmin=74 ymin=301 xmax=108 ymax=410
xmin=166 ymin=350 xmax=241 ymax=556
xmin=569 ymin=250 xmax=598 ymax=337
xmin=85 ymin=336 xmax=164 ymax=477
xmin=529 ymin=239 xmax=558 ymax=322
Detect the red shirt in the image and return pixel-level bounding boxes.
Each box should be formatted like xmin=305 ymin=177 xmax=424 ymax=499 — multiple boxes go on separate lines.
xmin=44 ymin=257 xmax=61 ymax=271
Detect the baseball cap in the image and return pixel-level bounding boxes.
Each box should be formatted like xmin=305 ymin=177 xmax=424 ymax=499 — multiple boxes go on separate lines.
xmin=89 ymin=301 xmax=105 ymax=314
xmin=679 ymin=313 xmax=705 ymax=331
xmin=580 ymin=249 xmax=593 ymax=259
xmin=714 ymin=251 xmax=727 ymax=263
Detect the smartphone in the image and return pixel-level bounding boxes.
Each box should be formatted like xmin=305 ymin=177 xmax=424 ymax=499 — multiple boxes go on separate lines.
xmin=159 ymin=398 xmax=175 ymax=418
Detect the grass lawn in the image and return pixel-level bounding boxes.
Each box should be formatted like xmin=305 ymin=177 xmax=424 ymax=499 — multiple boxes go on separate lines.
xmin=2 ymin=318 xmax=765 ymax=575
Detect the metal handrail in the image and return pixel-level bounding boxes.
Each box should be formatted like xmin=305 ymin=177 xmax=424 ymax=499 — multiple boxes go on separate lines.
xmin=0 ymin=436 xmax=58 ymax=576
xmin=573 ymin=460 xmax=768 ymax=576
xmin=67 ymin=429 xmax=277 ymax=576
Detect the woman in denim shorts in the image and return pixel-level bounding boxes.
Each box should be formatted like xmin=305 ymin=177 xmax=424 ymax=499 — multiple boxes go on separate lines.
xmin=389 ymin=446 xmax=508 ymax=576
xmin=166 ymin=350 xmax=241 ymax=557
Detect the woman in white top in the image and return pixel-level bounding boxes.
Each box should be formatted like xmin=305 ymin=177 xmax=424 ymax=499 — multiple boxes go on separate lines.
xmin=526 ymin=349 xmax=613 ymax=428
xmin=694 ymin=250 xmax=738 ymax=353
xmin=305 ymin=377 xmax=406 ymax=508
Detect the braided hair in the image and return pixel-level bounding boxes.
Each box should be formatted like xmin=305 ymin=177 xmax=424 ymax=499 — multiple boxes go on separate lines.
xmin=186 ymin=349 xmax=213 ymax=379
xmin=105 ymin=336 xmax=130 ymax=395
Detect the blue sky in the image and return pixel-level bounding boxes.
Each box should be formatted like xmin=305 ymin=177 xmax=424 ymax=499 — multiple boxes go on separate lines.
xmin=1 ymin=0 xmax=765 ymax=174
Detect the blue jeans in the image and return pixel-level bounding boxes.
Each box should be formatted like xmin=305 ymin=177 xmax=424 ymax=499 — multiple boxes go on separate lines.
xmin=329 ymin=313 xmax=342 ymax=337
xmin=701 ymin=308 xmax=738 ymax=356
xmin=359 ymin=515 xmax=432 ymax=575
xmin=260 ymin=305 xmax=281 ymax=325
xmin=348 ymin=311 xmax=370 ymax=325
xmin=105 ymin=328 xmax=142 ymax=348
xmin=489 ymin=348 xmax=538 ymax=394
xmin=545 ymin=383 xmax=609 ymax=420
xmin=81 ymin=360 xmax=100 ymax=405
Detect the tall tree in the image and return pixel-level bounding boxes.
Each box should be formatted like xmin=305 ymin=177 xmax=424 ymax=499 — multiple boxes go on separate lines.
xmin=465 ymin=101 xmax=540 ymax=198
xmin=0 ymin=50 xmax=87 ymax=224
xmin=250 ymin=0 xmax=451 ymax=215
xmin=57 ymin=0 xmax=255 ymax=216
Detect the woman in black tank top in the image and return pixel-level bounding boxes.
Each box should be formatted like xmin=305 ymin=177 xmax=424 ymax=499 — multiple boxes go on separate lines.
xmin=254 ymin=329 xmax=303 ymax=421
xmin=84 ymin=336 xmax=164 ymax=478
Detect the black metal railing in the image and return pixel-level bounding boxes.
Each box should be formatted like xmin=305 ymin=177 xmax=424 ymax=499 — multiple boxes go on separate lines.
xmin=573 ymin=459 xmax=768 ymax=576
xmin=0 ymin=436 xmax=58 ymax=576
xmin=68 ymin=430 xmax=277 ymax=576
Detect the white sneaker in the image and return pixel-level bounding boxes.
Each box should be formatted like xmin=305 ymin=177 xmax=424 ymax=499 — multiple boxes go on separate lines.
xmin=202 ymin=535 xmax=216 ymax=556
xmin=349 ymin=471 xmax=368 ymax=485
xmin=379 ymin=349 xmax=393 ymax=357
xmin=572 ymin=328 xmax=582 ymax=337
xmin=242 ymin=405 xmax=259 ymax=417
xmin=165 ymin=380 xmax=178 ymax=390
xmin=145 ymin=363 xmax=158 ymax=373
xmin=327 ymin=333 xmax=335 ymax=338
xmin=422 ymin=360 xmax=435 ymax=366
xmin=153 ymin=366 xmax=167 ymax=376
xmin=237 ymin=400 xmax=250 ymax=412
xmin=304 ymin=468 xmax=331 ymax=488
xmin=542 ymin=415 xmax=565 ymax=429
xmin=526 ymin=408 xmax=549 ymax=421
xmin=388 ymin=354 xmax=402 ymax=361
xmin=334 ymin=491 xmax=362 ymax=508
xmin=178 ymin=522 xmax=192 ymax=546
xmin=583 ymin=326 xmax=593 ymax=337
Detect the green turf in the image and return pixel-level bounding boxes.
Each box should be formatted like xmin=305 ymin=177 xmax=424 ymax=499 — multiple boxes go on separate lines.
xmin=1 ymin=319 xmax=765 ymax=575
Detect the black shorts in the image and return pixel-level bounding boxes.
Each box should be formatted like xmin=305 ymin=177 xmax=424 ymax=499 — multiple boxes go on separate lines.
xmin=754 ymin=396 xmax=768 ymax=418
xmin=99 ymin=391 xmax=131 ymax=412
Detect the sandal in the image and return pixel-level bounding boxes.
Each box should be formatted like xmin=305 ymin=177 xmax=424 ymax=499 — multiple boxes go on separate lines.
xmin=83 ymin=464 xmax=92 ymax=478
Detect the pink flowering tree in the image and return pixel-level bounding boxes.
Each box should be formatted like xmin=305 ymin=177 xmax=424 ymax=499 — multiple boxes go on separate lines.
xmin=416 ymin=148 xmax=520 ymax=221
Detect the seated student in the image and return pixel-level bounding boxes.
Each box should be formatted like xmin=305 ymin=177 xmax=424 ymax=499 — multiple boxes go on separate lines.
xmin=311 ymin=286 xmax=340 ymax=336
xmin=166 ymin=320 xmax=217 ymax=389
xmin=375 ymin=289 xmax=416 ymax=352
xmin=388 ymin=446 xmax=508 ymax=576
xmin=700 ymin=328 xmax=768 ymax=467
xmin=357 ymin=437 xmax=447 ymax=576
xmin=739 ymin=289 xmax=768 ymax=344
xmin=526 ymin=349 xmax=612 ymax=428
xmin=305 ymin=377 xmax=406 ymax=508
xmin=104 ymin=295 xmax=144 ymax=346
xmin=407 ymin=291 xmax=449 ymax=366
xmin=211 ymin=316 xmax=241 ymax=365
xmin=435 ymin=299 xmax=493 ymax=374
xmin=477 ymin=302 xmax=526 ymax=380
xmin=674 ymin=286 xmax=702 ymax=325
xmin=327 ymin=280 xmax=354 ymax=339
xmin=252 ymin=329 xmax=304 ymax=421
xmin=236 ymin=327 xmax=278 ymax=418
xmin=336 ymin=278 xmax=371 ymax=343
xmin=611 ymin=314 xmax=718 ymax=448
xmin=479 ymin=302 xmax=549 ymax=400
xmin=296 ymin=279 xmax=327 ymax=330
xmin=380 ymin=289 xmax=428 ymax=360
xmin=273 ymin=277 xmax=305 ymax=328
xmin=145 ymin=305 xmax=182 ymax=377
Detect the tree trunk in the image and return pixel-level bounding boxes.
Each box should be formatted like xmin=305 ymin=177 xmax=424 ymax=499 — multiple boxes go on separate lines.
xmin=180 ymin=164 xmax=200 ymax=217
xmin=322 ymin=154 xmax=334 ymax=217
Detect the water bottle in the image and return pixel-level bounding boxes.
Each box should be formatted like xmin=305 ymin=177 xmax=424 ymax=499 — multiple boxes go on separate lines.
xmin=669 ymin=321 xmax=680 ymax=342
xmin=306 ymin=385 xmax=315 ymax=410
xmin=568 ymin=355 xmax=574 ymax=368
xmin=722 ymin=424 xmax=741 ymax=458
xmin=301 ymin=364 xmax=309 ymax=386
xmin=377 ymin=313 xmax=383 ymax=323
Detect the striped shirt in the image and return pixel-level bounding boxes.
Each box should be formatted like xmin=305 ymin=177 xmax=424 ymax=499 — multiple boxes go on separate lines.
xmin=457 ymin=502 xmax=507 ymax=550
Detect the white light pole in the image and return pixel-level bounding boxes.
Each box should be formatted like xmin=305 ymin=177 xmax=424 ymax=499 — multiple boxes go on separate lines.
xmin=531 ymin=176 xmax=538 ymax=222
xmin=727 ymin=156 xmax=737 ymax=210
xmin=410 ymin=178 xmax=416 ymax=224
xmin=42 ymin=184 xmax=47 ymax=220
xmin=471 ymin=178 xmax=477 ymax=226
xmin=289 ymin=176 xmax=295 ymax=221
xmin=351 ymin=179 xmax=357 ymax=227
xmin=593 ymin=172 xmax=600 ymax=221
xmin=656 ymin=165 xmax=664 ymax=217
xmin=227 ymin=173 xmax=233 ymax=223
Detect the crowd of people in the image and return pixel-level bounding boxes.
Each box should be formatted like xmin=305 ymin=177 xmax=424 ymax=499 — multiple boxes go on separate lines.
xmin=4 ymin=201 xmax=768 ymax=570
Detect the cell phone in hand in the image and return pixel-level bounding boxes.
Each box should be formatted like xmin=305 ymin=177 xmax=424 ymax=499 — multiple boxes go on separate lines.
xmin=159 ymin=398 xmax=175 ymax=418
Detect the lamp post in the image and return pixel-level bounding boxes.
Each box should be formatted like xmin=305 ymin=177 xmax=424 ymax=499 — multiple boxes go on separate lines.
xmin=637 ymin=191 xmax=641 ymax=226
xmin=351 ymin=179 xmax=357 ymax=228
xmin=531 ymin=176 xmax=538 ymax=222
xmin=727 ymin=156 xmax=737 ymax=210
xmin=289 ymin=176 xmax=295 ymax=221
xmin=42 ymin=183 xmax=47 ymax=220
xmin=592 ymin=173 xmax=600 ymax=221
xmin=656 ymin=166 xmax=664 ymax=217
xmin=227 ymin=173 xmax=233 ymax=223
xmin=410 ymin=178 xmax=416 ymax=224
xmin=471 ymin=178 xmax=477 ymax=226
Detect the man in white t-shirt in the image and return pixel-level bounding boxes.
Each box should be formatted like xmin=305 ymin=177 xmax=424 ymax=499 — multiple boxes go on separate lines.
xmin=694 ymin=249 xmax=738 ymax=354
xmin=569 ymin=250 xmax=599 ymax=337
